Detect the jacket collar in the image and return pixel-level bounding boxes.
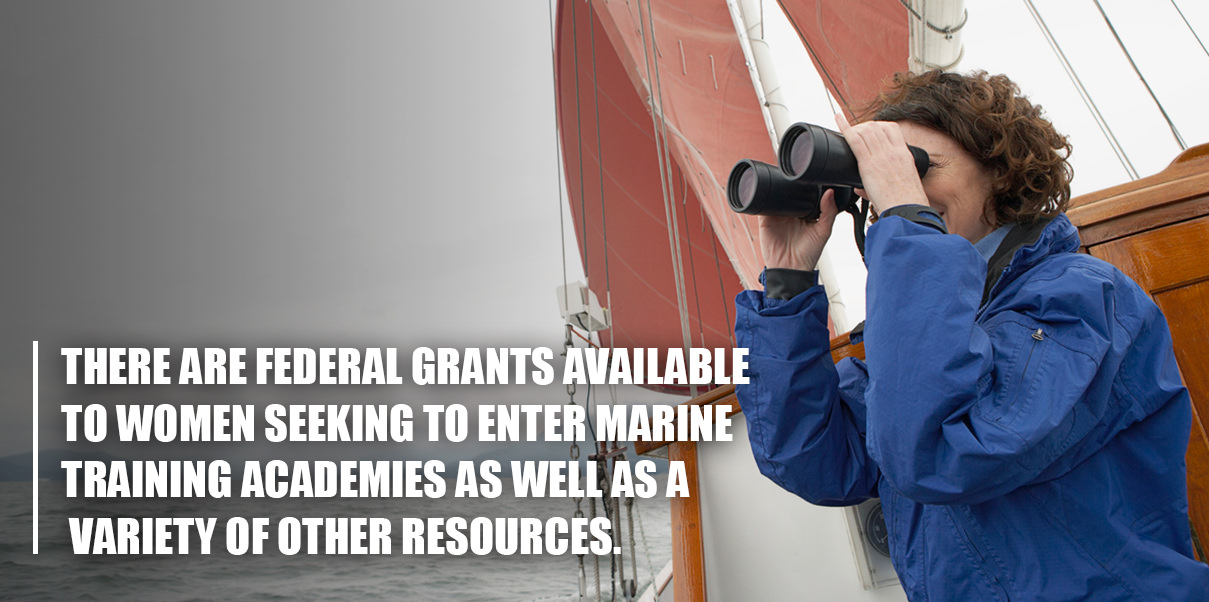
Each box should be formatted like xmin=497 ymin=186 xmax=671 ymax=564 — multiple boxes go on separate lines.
xmin=981 ymin=213 xmax=1081 ymax=305
xmin=851 ymin=214 xmax=1080 ymax=344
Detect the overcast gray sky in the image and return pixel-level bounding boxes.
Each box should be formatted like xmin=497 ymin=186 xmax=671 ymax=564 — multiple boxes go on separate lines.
xmin=960 ymin=0 xmax=1209 ymax=191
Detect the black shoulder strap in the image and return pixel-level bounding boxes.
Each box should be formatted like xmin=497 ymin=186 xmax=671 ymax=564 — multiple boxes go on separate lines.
xmin=981 ymin=218 xmax=1054 ymax=306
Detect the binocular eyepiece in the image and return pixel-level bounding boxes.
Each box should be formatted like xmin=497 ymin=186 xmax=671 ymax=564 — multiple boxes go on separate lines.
xmin=727 ymin=122 xmax=931 ymax=218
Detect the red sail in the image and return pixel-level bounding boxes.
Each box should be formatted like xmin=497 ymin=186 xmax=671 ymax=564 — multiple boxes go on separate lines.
xmin=777 ymin=0 xmax=909 ymax=116
xmin=553 ymin=0 xmax=907 ymax=394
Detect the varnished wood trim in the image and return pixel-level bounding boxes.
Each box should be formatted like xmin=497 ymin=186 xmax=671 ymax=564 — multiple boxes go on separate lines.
xmin=1085 ymin=215 xmax=1209 ymax=293
xmin=831 ymin=335 xmax=866 ymax=362
xmin=1075 ymin=195 xmax=1209 ymax=248
xmin=680 ymin=383 xmax=738 ymax=409
xmin=669 ymin=441 xmax=706 ymax=602
xmin=1069 ymin=172 xmax=1209 ymax=226
xmin=1070 ymin=144 xmax=1209 ymax=215
xmin=633 ymin=389 xmax=736 ymax=456
xmin=1068 ymin=144 xmax=1209 ymax=246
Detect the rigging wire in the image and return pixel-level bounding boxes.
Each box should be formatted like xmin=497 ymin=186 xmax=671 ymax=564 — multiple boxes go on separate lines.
xmin=554 ymin=5 xmax=721 ymax=598
xmin=640 ymin=0 xmax=699 ymax=398
xmin=1020 ymin=0 xmax=1139 ymax=180
xmin=584 ymin=14 xmax=627 ymax=598
xmin=588 ymin=4 xmax=623 ymax=415
xmin=823 ymin=86 xmax=839 ymax=119
xmin=585 ymin=380 xmax=615 ymax=602
xmin=548 ymin=0 xmax=572 ymax=336
xmin=587 ymin=387 xmax=604 ymax=602
xmin=634 ymin=494 xmax=658 ymax=595
xmin=571 ymin=0 xmax=591 ymax=275
xmin=553 ymin=7 xmax=594 ymax=599
xmin=1170 ymin=0 xmax=1209 ymax=60
xmin=586 ymin=0 xmax=622 ymax=413
xmin=587 ymin=16 xmax=627 ymax=597
xmin=587 ymin=1 xmax=615 ymax=316
xmin=582 ymin=372 xmax=599 ymax=442
xmin=1092 ymin=0 xmax=1188 ymax=150
xmin=610 ymin=494 xmax=620 ymax=602
xmin=626 ymin=497 xmax=638 ymax=600
xmin=676 ymin=170 xmax=707 ymax=349
xmin=590 ymin=495 xmax=602 ymax=602
xmin=634 ymin=0 xmax=674 ymax=267
xmin=773 ymin=0 xmax=850 ymax=111
xmin=708 ymin=222 xmax=737 ymax=348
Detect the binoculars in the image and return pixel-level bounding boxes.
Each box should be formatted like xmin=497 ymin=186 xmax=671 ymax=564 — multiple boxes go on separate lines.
xmin=727 ymin=123 xmax=931 ymax=219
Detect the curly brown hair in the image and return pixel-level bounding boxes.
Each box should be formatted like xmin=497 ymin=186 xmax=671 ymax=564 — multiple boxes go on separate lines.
xmin=858 ymin=70 xmax=1072 ymax=226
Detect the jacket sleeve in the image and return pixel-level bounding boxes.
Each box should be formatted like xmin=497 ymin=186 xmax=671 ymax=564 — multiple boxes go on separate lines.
xmin=862 ymin=216 xmax=1141 ymax=505
xmin=735 ymin=283 xmax=881 ymax=506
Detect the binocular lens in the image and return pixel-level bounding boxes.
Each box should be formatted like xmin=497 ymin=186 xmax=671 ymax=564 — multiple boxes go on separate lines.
xmin=778 ymin=123 xmax=860 ymax=186
xmin=735 ymin=164 xmax=757 ymax=209
xmin=787 ymin=129 xmax=815 ymax=178
xmin=727 ymin=161 xmax=759 ymax=213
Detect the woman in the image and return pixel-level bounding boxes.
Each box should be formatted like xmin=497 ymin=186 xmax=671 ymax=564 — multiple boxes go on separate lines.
xmin=735 ymin=70 xmax=1209 ymax=600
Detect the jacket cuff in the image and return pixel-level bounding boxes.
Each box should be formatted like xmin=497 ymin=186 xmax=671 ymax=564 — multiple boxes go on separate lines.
xmin=880 ymin=204 xmax=947 ymax=234
xmin=763 ymin=268 xmax=819 ymax=300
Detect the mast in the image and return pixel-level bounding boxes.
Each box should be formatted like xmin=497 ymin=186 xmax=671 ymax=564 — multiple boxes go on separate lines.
xmin=905 ymin=0 xmax=967 ymax=72
xmin=726 ymin=0 xmax=867 ymax=333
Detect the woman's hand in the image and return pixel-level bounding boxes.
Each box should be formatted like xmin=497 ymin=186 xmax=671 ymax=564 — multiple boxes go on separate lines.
xmin=834 ymin=113 xmax=929 ymax=214
xmin=758 ymin=188 xmax=839 ymax=272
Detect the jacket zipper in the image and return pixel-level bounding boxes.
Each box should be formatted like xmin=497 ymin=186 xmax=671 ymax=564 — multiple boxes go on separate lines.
xmin=977 ymin=266 xmax=1012 ymax=318
xmin=1016 ymin=328 xmax=1044 ymax=392
xmin=948 ymin=507 xmax=1008 ymax=596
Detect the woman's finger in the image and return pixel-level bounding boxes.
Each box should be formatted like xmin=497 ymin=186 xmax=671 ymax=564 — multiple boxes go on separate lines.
xmin=835 ymin=112 xmax=871 ymax=160
xmin=834 ymin=112 xmax=851 ymax=133
xmin=819 ymin=188 xmax=839 ymax=224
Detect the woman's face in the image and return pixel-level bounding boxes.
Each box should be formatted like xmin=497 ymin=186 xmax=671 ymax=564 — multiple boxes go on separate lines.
xmin=896 ymin=121 xmax=996 ymax=243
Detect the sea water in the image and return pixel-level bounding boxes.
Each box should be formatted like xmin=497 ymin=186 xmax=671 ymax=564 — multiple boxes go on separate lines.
xmin=0 ymin=482 xmax=671 ymax=601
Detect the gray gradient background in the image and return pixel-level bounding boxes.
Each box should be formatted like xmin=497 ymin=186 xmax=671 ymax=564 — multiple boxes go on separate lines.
xmin=0 ymin=1 xmax=615 ymax=464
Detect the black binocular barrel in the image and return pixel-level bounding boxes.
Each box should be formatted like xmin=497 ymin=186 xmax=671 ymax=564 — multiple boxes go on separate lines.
xmin=777 ymin=122 xmax=931 ymax=187
xmin=727 ymin=159 xmax=825 ymax=219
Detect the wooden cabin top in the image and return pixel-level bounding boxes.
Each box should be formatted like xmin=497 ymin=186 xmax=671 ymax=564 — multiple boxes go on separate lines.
xmin=1068 ymin=145 xmax=1209 ymax=247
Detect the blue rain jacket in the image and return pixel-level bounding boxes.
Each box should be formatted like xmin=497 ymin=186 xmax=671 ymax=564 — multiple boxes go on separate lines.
xmin=735 ymin=213 xmax=1209 ymax=600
